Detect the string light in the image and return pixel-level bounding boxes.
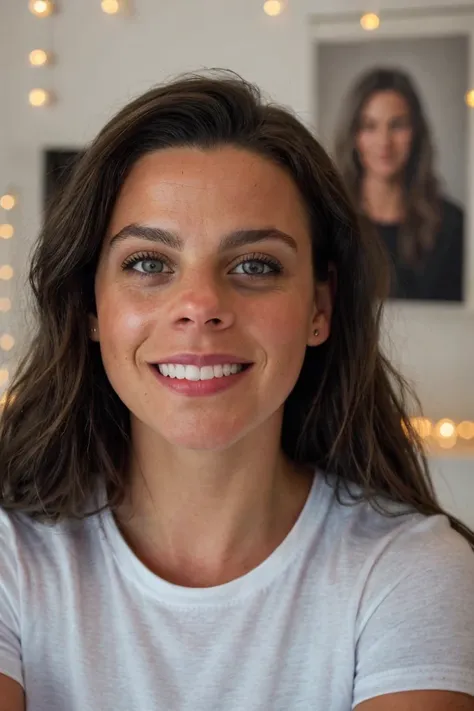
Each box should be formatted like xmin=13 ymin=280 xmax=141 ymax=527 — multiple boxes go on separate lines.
xmin=29 ymin=49 xmax=51 ymax=67
xmin=465 ymin=90 xmax=474 ymax=108
xmin=263 ymin=0 xmax=284 ymax=16
xmin=29 ymin=0 xmax=55 ymax=17
xmin=0 ymin=298 xmax=11 ymax=313
xmin=29 ymin=88 xmax=52 ymax=107
xmin=360 ymin=12 xmax=380 ymax=30
xmin=407 ymin=417 xmax=474 ymax=450
xmin=0 ymin=266 xmax=14 ymax=281
xmin=0 ymin=224 xmax=14 ymax=240
xmin=0 ymin=335 xmax=15 ymax=352
xmin=457 ymin=421 xmax=474 ymax=440
xmin=0 ymin=194 xmax=16 ymax=210
xmin=101 ymin=0 xmax=121 ymax=13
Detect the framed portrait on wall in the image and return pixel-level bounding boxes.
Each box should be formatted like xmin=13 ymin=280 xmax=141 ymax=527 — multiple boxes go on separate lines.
xmin=310 ymin=5 xmax=474 ymax=307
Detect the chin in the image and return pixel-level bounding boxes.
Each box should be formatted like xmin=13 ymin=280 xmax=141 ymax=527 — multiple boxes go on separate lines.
xmin=370 ymin=164 xmax=404 ymax=181
xmin=148 ymin=410 xmax=254 ymax=452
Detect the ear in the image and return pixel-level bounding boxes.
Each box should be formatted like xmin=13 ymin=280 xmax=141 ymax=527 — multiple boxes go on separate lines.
xmin=88 ymin=314 xmax=100 ymax=342
xmin=308 ymin=265 xmax=336 ymax=347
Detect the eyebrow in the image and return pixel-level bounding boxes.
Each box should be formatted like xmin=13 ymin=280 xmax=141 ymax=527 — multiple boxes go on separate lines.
xmin=107 ymin=223 xmax=298 ymax=253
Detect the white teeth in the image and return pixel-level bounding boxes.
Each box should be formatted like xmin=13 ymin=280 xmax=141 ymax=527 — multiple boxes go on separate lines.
xmin=175 ymin=364 xmax=186 ymax=380
xmin=200 ymin=366 xmax=215 ymax=381
xmin=157 ymin=363 xmax=246 ymax=380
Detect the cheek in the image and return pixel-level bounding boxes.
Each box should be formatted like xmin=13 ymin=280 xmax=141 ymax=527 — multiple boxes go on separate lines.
xmin=96 ymin=286 xmax=151 ymax=367
xmin=355 ymin=133 xmax=373 ymax=164
xmin=395 ymin=130 xmax=413 ymax=157
xmin=248 ymin=295 xmax=311 ymax=367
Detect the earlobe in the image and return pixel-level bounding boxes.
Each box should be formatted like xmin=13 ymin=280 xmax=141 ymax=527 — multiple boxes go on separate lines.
xmin=88 ymin=314 xmax=99 ymax=342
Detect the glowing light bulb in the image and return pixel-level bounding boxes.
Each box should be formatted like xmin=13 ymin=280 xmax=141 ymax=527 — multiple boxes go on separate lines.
xmin=0 ymin=265 xmax=14 ymax=281
xmin=263 ymin=0 xmax=283 ymax=17
xmin=0 ymin=335 xmax=15 ymax=352
xmin=29 ymin=0 xmax=54 ymax=17
xmin=0 ymin=298 xmax=11 ymax=313
xmin=465 ymin=90 xmax=474 ymax=108
xmin=360 ymin=13 xmax=380 ymax=31
xmin=438 ymin=419 xmax=456 ymax=438
xmin=101 ymin=0 xmax=120 ymax=13
xmin=29 ymin=49 xmax=50 ymax=67
xmin=29 ymin=89 xmax=51 ymax=107
xmin=457 ymin=421 xmax=474 ymax=440
xmin=0 ymin=224 xmax=14 ymax=239
xmin=0 ymin=369 xmax=9 ymax=386
xmin=0 ymin=194 xmax=16 ymax=210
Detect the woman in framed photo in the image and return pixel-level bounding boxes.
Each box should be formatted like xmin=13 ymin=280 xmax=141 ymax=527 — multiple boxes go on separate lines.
xmin=335 ymin=67 xmax=464 ymax=302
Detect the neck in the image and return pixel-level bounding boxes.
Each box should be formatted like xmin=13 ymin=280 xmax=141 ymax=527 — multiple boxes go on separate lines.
xmin=116 ymin=413 xmax=313 ymax=587
xmin=361 ymin=174 xmax=406 ymax=224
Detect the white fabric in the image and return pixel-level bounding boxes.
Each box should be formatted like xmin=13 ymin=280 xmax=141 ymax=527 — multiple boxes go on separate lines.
xmin=1 ymin=472 xmax=474 ymax=710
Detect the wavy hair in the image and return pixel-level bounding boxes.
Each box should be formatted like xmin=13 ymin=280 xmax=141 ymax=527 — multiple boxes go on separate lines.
xmin=334 ymin=67 xmax=441 ymax=266
xmin=0 ymin=71 xmax=472 ymax=549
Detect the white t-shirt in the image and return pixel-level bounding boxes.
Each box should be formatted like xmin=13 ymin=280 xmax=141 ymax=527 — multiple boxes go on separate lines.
xmin=1 ymin=472 xmax=474 ymax=710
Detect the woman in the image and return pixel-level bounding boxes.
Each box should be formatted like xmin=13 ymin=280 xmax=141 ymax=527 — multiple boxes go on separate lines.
xmin=335 ymin=67 xmax=464 ymax=301
xmin=0 ymin=72 xmax=473 ymax=711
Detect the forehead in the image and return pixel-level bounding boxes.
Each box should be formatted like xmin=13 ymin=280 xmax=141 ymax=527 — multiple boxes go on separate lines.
xmin=361 ymin=90 xmax=410 ymax=118
xmin=106 ymin=146 xmax=310 ymax=238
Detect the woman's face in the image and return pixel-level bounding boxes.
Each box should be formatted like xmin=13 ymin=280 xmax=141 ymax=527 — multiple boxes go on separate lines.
xmin=93 ymin=146 xmax=331 ymax=451
xmin=355 ymin=90 xmax=413 ymax=181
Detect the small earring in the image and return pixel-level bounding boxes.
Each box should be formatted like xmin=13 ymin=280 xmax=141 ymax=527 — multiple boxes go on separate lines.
xmin=313 ymin=328 xmax=319 ymax=337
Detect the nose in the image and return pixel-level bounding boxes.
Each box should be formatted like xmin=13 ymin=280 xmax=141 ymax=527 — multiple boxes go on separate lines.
xmin=169 ymin=277 xmax=235 ymax=333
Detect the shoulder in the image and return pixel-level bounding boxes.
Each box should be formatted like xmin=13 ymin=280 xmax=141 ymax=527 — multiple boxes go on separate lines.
xmin=0 ymin=505 xmax=103 ymax=585
xmin=319 ymin=474 xmax=474 ymax=585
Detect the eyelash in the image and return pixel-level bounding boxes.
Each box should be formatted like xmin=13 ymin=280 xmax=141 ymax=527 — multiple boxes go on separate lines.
xmin=121 ymin=251 xmax=284 ymax=278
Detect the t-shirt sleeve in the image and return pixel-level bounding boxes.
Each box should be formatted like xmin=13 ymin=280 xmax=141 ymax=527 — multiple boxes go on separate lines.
xmin=352 ymin=514 xmax=474 ymax=708
xmin=0 ymin=512 xmax=24 ymax=687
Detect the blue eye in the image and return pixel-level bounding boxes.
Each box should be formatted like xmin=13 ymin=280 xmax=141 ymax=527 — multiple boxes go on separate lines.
xmin=232 ymin=261 xmax=274 ymax=275
xmin=122 ymin=253 xmax=172 ymax=275
xmin=230 ymin=256 xmax=282 ymax=277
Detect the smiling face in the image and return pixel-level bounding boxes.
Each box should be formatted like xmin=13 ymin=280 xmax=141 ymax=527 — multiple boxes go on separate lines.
xmin=92 ymin=146 xmax=331 ymax=451
xmin=355 ymin=90 xmax=414 ymax=182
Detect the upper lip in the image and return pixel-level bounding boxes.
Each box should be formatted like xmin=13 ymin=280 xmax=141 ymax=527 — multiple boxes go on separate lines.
xmin=152 ymin=354 xmax=253 ymax=367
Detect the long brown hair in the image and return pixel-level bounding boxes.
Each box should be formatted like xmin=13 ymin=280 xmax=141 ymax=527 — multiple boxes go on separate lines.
xmin=1 ymin=71 xmax=472 ymax=548
xmin=334 ymin=67 xmax=441 ymax=266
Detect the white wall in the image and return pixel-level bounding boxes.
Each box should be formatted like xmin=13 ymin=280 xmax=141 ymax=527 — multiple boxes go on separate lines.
xmin=1 ymin=0 xmax=473 ymax=523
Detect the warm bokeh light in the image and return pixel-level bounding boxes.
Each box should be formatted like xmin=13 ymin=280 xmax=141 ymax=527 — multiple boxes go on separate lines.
xmin=263 ymin=0 xmax=283 ymax=17
xmin=437 ymin=419 xmax=456 ymax=438
xmin=29 ymin=49 xmax=49 ymax=67
xmin=457 ymin=420 xmax=474 ymax=440
xmin=0 ymin=298 xmax=11 ymax=313
xmin=465 ymin=90 xmax=474 ymax=108
xmin=409 ymin=417 xmax=433 ymax=439
xmin=29 ymin=0 xmax=54 ymax=17
xmin=0 ymin=224 xmax=14 ymax=240
xmin=0 ymin=265 xmax=14 ymax=281
xmin=101 ymin=0 xmax=120 ymax=13
xmin=0 ymin=334 xmax=15 ymax=352
xmin=0 ymin=369 xmax=9 ymax=387
xmin=360 ymin=12 xmax=380 ymax=30
xmin=29 ymin=88 xmax=51 ymax=107
xmin=0 ymin=194 xmax=16 ymax=210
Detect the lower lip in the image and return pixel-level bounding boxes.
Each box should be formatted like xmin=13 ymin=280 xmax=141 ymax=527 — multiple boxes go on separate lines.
xmin=149 ymin=365 xmax=252 ymax=397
